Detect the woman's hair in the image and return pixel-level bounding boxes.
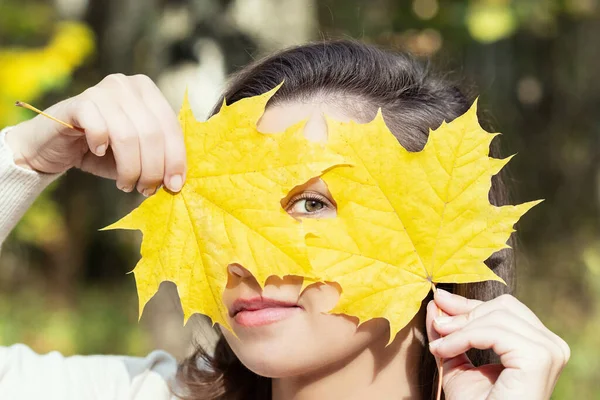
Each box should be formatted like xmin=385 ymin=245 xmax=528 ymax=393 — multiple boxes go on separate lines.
xmin=175 ymin=39 xmax=515 ymax=400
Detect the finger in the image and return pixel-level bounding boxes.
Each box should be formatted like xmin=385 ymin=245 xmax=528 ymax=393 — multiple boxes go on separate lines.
xmin=429 ymin=326 xmax=545 ymax=370
xmin=432 ymin=327 xmax=560 ymax=400
xmin=434 ymin=291 xmax=571 ymax=361
xmin=131 ymin=74 xmax=186 ymax=192
xmin=435 ymin=291 xmax=543 ymax=330
xmin=67 ymin=98 xmax=109 ymax=156
xmin=433 ymin=309 xmax=568 ymax=368
xmin=101 ymin=74 xmax=165 ymax=196
xmin=433 ymin=288 xmax=483 ymax=316
xmin=84 ymin=86 xmax=141 ymax=192
xmin=434 ymin=310 xmax=558 ymax=353
xmin=433 ymin=294 xmax=544 ymax=332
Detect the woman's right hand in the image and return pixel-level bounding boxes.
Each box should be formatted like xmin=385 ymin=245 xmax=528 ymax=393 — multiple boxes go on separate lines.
xmin=5 ymin=73 xmax=187 ymax=195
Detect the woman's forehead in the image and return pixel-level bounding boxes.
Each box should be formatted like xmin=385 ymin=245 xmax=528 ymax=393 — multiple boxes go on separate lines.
xmin=258 ymin=101 xmax=354 ymax=142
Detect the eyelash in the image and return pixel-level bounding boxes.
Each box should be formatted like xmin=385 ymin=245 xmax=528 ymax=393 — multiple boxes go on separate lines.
xmin=285 ymin=191 xmax=334 ymax=214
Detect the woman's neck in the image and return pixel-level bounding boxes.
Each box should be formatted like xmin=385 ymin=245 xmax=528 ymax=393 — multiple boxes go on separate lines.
xmin=271 ymin=314 xmax=425 ymax=400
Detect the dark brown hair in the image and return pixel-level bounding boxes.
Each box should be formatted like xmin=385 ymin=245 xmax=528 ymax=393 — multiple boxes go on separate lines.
xmin=175 ymin=39 xmax=514 ymax=400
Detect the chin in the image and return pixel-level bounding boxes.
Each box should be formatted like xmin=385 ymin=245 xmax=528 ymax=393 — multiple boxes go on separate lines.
xmin=218 ymin=313 xmax=388 ymax=379
xmin=220 ymin=326 xmax=318 ymax=378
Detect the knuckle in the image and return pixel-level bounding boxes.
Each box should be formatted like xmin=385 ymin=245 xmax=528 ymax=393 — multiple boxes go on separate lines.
xmin=463 ymin=303 xmax=486 ymax=324
xmin=459 ymin=327 xmax=478 ymax=347
xmin=139 ymin=123 xmax=163 ymax=141
xmin=137 ymin=128 xmax=164 ymax=150
xmin=563 ymin=342 xmax=571 ymax=363
xmin=464 ymin=310 xmax=475 ymax=323
xmin=108 ymin=73 xmax=127 ymax=82
xmin=139 ymin=173 xmax=164 ymax=187
xmin=132 ymin=73 xmax=155 ymax=87
xmin=488 ymin=308 xmax=509 ymax=319
xmin=101 ymin=73 xmax=129 ymax=89
xmin=459 ymin=295 xmax=471 ymax=307
xmin=546 ymin=341 xmax=564 ymax=363
xmin=140 ymin=163 xmax=164 ymax=179
xmin=474 ymin=309 xmax=507 ymax=328
xmin=118 ymin=166 xmax=141 ymax=183
xmin=81 ymin=86 xmax=100 ymax=100
xmin=110 ymin=129 xmax=137 ymax=146
xmin=496 ymin=294 xmax=518 ymax=308
xmin=72 ymin=98 xmax=95 ymax=117
xmin=556 ymin=337 xmax=571 ymax=364
xmin=562 ymin=349 xmax=571 ymax=366
xmin=483 ymin=309 xmax=505 ymax=324
xmin=168 ymin=158 xmax=186 ymax=174
xmin=466 ymin=298 xmax=479 ymax=309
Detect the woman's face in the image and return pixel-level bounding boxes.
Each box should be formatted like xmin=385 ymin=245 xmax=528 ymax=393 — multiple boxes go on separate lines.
xmin=219 ymin=100 xmax=420 ymax=378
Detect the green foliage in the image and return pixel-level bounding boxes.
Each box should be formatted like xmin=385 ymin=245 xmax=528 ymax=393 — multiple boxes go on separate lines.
xmin=0 ymin=286 xmax=151 ymax=356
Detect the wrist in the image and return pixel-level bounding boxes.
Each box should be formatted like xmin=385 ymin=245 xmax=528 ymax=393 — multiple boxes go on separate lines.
xmin=4 ymin=124 xmax=36 ymax=172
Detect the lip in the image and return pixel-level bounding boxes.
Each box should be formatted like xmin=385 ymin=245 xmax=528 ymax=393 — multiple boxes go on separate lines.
xmin=230 ymin=297 xmax=303 ymax=327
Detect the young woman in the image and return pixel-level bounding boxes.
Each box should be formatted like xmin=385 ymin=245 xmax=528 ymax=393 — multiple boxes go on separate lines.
xmin=0 ymin=40 xmax=569 ymax=400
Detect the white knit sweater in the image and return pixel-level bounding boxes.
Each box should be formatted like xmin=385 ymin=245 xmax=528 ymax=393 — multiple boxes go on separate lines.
xmin=0 ymin=127 xmax=179 ymax=400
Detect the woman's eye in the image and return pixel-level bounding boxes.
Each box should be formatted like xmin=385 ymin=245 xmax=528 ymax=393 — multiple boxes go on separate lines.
xmin=292 ymin=199 xmax=325 ymax=213
xmin=285 ymin=191 xmax=335 ymax=217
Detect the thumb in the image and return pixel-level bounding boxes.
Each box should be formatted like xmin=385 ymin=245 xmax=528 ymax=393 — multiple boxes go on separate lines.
xmin=426 ymin=300 xmax=474 ymax=391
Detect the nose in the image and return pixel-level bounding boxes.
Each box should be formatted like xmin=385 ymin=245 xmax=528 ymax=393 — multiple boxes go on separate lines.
xmin=228 ymin=263 xmax=251 ymax=278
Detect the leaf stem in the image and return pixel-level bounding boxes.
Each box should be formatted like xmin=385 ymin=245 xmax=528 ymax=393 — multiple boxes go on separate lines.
xmin=15 ymin=101 xmax=85 ymax=133
xmin=431 ymin=283 xmax=443 ymax=400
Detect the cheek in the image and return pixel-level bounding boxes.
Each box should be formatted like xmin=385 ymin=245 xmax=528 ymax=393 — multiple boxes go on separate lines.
xmin=300 ymin=282 xmax=341 ymax=314
xmin=220 ymin=283 xmax=390 ymax=378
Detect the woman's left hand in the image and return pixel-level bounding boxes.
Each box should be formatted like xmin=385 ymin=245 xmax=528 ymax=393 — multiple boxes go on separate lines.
xmin=426 ymin=289 xmax=570 ymax=400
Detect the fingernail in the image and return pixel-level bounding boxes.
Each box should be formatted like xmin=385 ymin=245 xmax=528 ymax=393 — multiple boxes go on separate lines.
xmin=436 ymin=288 xmax=451 ymax=299
xmin=95 ymin=144 xmax=107 ymax=156
xmin=434 ymin=316 xmax=453 ymax=325
xmin=119 ymin=185 xmax=133 ymax=193
xmin=429 ymin=338 xmax=443 ymax=350
xmin=168 ymin=174 xmax=183 ymax=192
xmin=142 ymin=187 xmax=156 ymax=197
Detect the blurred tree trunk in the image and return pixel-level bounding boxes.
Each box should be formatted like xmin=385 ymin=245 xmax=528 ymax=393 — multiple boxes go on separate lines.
xmin=86 ymin=0 xmax=161 ymax=75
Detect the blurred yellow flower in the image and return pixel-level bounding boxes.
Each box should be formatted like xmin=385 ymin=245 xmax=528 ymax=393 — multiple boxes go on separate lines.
xmin=0 ymin=21 xmax=95 ymax=126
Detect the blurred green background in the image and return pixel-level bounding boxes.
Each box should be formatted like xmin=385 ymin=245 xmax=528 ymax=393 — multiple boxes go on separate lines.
xmin=1 ymin=0 xmax=599 ymax=397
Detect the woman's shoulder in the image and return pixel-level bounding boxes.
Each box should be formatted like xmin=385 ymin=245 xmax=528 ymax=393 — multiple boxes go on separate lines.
xmin=0 ymin=343 xmax=179 ymax=399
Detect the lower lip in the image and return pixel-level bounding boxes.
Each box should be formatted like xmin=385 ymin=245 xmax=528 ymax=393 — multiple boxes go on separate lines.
xmin=234 ymin=306 xmax=302 ymax=327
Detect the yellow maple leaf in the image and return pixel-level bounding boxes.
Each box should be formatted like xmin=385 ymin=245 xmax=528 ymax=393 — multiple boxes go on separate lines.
xmin=103 ymin=87 xmax=344 ymax=328
xmin=304 ymin=101 xmax=541 ymax=341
